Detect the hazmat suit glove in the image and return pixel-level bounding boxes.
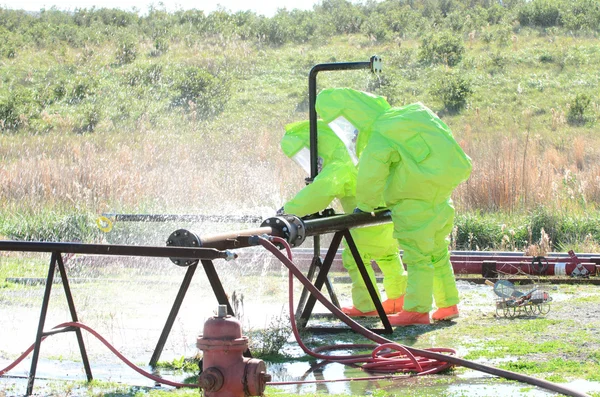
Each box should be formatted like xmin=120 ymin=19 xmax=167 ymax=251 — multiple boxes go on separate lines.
xmin=276 ymin=206 xmax=286 ymax=216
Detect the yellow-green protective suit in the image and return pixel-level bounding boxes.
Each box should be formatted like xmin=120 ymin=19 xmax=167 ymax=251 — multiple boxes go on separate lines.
xmin=317 ymin=88 xmax=472 ymax=314
xmin=281 ymin=120 xmax=406 ymax=312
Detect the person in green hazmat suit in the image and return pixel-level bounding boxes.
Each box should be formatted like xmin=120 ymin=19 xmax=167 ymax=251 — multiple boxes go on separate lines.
xmin=279 ymin=119 xmax=407 ymax=316
xmin=316 ymin=88 xmax=472 ymax=326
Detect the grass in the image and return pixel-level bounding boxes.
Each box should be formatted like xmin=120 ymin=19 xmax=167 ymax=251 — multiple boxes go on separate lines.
xmin=1 ymin=29 xmax=600 ymax=245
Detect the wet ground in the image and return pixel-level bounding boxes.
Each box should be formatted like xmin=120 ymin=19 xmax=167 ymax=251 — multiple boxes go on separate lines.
xmin=1 ymin=249 xmax=599 ymax=396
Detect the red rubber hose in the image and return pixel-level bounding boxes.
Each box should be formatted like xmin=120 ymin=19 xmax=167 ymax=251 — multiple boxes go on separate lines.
xmin=258 ymin=236 xmax=591 ymax=397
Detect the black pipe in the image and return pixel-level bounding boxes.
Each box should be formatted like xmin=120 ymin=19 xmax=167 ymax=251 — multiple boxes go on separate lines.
xmin=308 ymin=59 xmax=373 ymax=180
xmin=307 ymin=56 xmax=380 ymax=270
xmin=180 ymin=210 xmax=392 ymax=252
xmin=0 ymin=241 xmax=232 ymax=261
xmin=303 ymin=209 xmax=391 ymax=237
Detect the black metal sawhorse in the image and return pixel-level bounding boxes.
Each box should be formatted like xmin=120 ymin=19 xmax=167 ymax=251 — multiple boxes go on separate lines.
xmin=0 ymin=241 xmax=233 ymax=395
xmin=295 ymin=229 xmax=394 ymax=334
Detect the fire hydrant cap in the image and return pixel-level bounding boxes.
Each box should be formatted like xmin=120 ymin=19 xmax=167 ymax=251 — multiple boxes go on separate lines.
xmin=202 ymin=315 xmax=242 ymax=339
xmin=197 ymin=314 xmax=249 ymax=351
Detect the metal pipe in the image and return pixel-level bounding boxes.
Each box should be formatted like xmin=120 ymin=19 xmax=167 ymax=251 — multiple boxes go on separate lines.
xmin=307 ymin=56 xmax=381 ymax=266
xmin=174 ymin=210 xmax=392 ymax=253
xmin=308 ymin=59 xmax=374 ymax=180
xmin=303 ymin=210 xmax=391 ymax=237
xmin=0 ymin=241 xmax=233 ymax=261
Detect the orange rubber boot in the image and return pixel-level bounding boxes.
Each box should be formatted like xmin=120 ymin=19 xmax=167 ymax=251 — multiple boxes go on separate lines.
xmin=381 ymin=296 xmax=404 ymax=314
xmin=342 ymin=296 xmax=405 ymax=317
xmin=387 ymin=310 xmax=431 ymax=326
xmin=342 ymin=306 xmax=378 ymax=317
xmin=432 ymin=305 xmax=459 ymax=321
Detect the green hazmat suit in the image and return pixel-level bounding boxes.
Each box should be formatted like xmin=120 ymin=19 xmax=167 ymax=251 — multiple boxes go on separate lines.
xmin=281 ymin=120 xmax=407 ymax=313
xmin=316 ymin=88 xmax=472 ymax=314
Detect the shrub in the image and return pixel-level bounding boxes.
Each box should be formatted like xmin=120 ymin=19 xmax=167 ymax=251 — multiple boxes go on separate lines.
xmin=172 ymin=66 xmax=230 ymax=119
xmin=248 ymin=311 xmax=290 ymax=359
xmin=0 ymin=210 xmax=101 ymax=242
xmin=76 ymin=102 xmax=101 ymax=132
xmin=0 ymin=89 xmax=36 ymax=131
xmin=418 ymin=31 xmax=465 ymax=67
xmin=518 ymin=0 xmax=561 ymax=28
xmin=361 ymin=12 xmax=390 ymax=42
xmin=561 ymin=0 xmax=600 ymax=31
xmin=567 ymin=93 xmax=592 ymax=125
xmin=150 ymin=37 xmax=169 ymax=56
xmin=115 ymin=36 xmax=138 ymax=65
xmin=314 ymin=0 xmax=363 ymax=35
xmin=430 ymin=71 xmax=473 ymax=112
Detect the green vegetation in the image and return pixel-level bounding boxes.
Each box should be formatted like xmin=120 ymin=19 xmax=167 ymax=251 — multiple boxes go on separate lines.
xmin=0 ymin=0 xmax=599 ymax=251
xmin=155 ymin=355 xmax=201 ymax=373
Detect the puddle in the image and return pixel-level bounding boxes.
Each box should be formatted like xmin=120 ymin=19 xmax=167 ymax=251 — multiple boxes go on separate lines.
xmin=2 ymin=357 xmax=580 ymax=397
xmin=1 ymin=256 xmax=600 ymax=396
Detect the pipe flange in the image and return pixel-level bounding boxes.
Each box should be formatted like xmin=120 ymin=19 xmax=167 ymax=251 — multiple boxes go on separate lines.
xmin=166 ymin=229 xmax=201 ymax=266
xmin=260 ymin=215 xmax=306 ymax=248
xmin=531 ymin=256 xmax=549 ymax=274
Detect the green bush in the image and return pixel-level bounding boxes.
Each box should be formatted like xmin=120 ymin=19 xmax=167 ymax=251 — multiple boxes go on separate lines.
xmin=454 ymin=212 xmax=505 ymax=250
xmin=115 ymin=36 xmax=138 ymax=65
xmin=150 ymin=37 xmax=169 ymax=56
xmin=430 ymin=70 xmax=473 ymax=112
xmin=518 ymin=0 xmax=561 ymax=28
xmin=0 ymin=210 xmax=102 ymax=243
xmin=418 ymin=31 xmax=465 ymax=66
xmin=361 ymin=12 xmax=390 ymax=42
xmin=172 ymin=66 xmax=230 ymax=119
xmin=76 ymin=102 xmax=101 ymax=132
xmin=314 ymin=0 xmax=363 ymax=35
xmin=561 ymin=0 xmax=600 ymax=31
xmin=0 ymin=89 xmax=37 ymax=131
xmin=567 ymin=93 xmax=592 ymax=125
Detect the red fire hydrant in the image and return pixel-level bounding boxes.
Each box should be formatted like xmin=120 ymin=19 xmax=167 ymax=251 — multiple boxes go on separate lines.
xmin=197 ymin=305 xmax=271 ymax=397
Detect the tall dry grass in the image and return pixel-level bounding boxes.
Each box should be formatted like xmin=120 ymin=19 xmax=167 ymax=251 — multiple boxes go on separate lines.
xmin=2 ymin=120 xmax=599 ymax=218
xmin=0 ymin=122 xmax=301 ymax=218
xmin=454 ymin=127 xmax=600 ymax=213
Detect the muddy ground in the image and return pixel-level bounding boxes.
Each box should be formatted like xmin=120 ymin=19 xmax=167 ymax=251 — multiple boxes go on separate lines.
xmin=1 ymin=251 xmax=599 ymax=396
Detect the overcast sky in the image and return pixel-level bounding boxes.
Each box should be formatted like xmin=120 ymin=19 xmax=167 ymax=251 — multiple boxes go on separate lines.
xmin=0 ymin=0 xmax=318 ymax=16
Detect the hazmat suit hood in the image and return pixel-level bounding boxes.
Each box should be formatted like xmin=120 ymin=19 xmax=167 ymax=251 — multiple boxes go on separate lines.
xmin=316 ymin=88 xmax=391 ymax=159
xmin=280 ymin=120 xmax=351 ymax=175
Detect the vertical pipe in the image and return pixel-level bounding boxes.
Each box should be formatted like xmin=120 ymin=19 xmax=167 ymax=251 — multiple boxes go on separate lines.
xmin=308 ymin=65 xmax=321 ymax=261
xmin=308 ymin=59 xmax=374 ymax=265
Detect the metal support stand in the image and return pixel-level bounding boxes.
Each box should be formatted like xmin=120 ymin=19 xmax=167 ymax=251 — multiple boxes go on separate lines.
xmin=296 ymin=230 xmax=393 ymax=334
xmin=27 ymin=252 xmax=93 ymax=396
xmin=149 ymin=259 xmax=236 ymax=367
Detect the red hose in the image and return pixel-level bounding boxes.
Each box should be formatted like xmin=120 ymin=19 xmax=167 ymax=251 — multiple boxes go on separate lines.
xmin=1 ymin=237 xmax=592 ymax=397
xmin=0 ymin=323 xmax=194 ymax=388
xmin=258 ymin=236 xmax=591 ymax=397
xmin=266 ymin=235 xmax=453 ymax=376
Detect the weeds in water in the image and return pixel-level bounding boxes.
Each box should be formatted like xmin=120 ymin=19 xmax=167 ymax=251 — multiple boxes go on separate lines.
xmin=155 ymin=354 xmax=201 ymax=373
xmin=248 ymin=308 xmax=291 ymax=360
